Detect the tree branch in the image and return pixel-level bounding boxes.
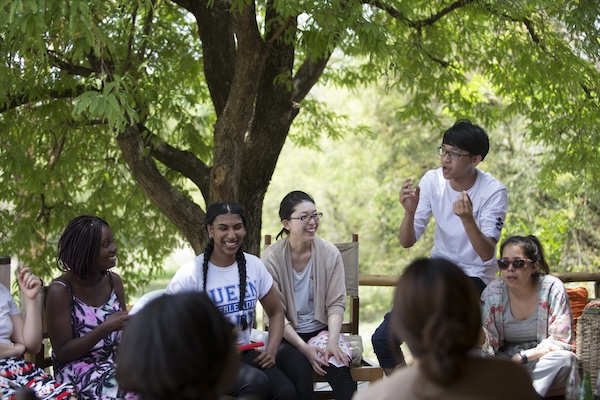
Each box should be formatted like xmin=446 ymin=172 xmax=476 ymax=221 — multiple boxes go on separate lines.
xmin=141 ymin=127 xmax=212 ymax=200
xmin=170 ymin=0 xmax=236 ymax=117
xmin=366 ymin=0 xmax=475 ymax=28
xmin=117 ymin=124 xmax=206 ymax=253
xmin=482 ymin=4 xmax=544 ymax=48
xmin=137 ymin=0 xmax=157 ymax=63
xmin=0 ymin=87 xmax=85 ymax=113
xmin=293 ymin=55 xmax=332 ymax=103
xmin=47 ymin=50 xmax=96 ymax=76
xmin=125 ymin=3 xmax=139 ymax=70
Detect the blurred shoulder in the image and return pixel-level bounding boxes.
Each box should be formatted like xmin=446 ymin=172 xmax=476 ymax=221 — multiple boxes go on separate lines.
xmin=353 ymin=366 xmax=418 ymax=400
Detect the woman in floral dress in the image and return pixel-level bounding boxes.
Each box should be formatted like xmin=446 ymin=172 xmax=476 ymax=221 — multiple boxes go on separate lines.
xmin=46 ymin=215 xmax=136 ymax=400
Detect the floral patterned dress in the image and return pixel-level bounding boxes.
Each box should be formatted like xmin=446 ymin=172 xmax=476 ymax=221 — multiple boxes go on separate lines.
xmin=0 ymin=284 xmax=77 ymax=400
xmin=51 ymin=273 xmax=136 ymax=400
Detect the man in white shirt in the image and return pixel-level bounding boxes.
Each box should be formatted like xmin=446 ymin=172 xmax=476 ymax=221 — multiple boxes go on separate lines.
xmin=372 ymin=120 xmax=508 ymax=375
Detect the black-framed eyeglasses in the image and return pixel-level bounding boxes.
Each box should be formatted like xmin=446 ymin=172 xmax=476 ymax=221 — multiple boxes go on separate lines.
xmin=437 ymin=147 xmax=471 ymax=161
xmin=289 ymin=212 xmax=323 ymax=222
xmin=497 ymin=259 xmax=532 ymax=270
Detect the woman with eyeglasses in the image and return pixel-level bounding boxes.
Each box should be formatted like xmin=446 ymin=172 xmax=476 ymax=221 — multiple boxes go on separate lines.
xmin=480 ymin=235 xmax=575 ymax=397
xmin=262 ymin=191 xmax=356 ymax=400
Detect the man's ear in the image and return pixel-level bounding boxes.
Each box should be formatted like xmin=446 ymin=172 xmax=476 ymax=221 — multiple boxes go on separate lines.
xmin=472 ymin=154 xmax=483 ymax=166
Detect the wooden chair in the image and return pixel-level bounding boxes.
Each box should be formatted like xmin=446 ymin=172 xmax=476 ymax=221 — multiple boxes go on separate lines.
xmin=263 ymin=234 xmax=384 ymax=398
xmin=0 ymin=255 xmax=53 ymax=371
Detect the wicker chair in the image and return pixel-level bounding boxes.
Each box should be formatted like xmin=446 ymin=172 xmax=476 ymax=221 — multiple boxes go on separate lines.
xmin=576 ymin=300 xmax=600 ymax=380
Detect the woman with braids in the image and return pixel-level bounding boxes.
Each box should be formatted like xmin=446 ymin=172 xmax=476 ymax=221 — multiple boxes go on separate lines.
xmin=481 ymin=235 xmax=575 ymax=397
xmin=355 ymin=258 xmax=536 ymax=400
xmin=166 ymin=201 xmax=295 ymax=400
xmin=262 ymin=191 xmax=355 ymax=400
xmin=46 ymin=215 xmax=136 ymax=399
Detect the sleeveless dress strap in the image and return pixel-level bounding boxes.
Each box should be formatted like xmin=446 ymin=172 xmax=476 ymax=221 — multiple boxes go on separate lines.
xmin=105 ymin=271 xmax=115 ymax=290
xmin=51 ymin=277 xmax=73 ymax=293
xmin=50 ymin=278 xmax=76 ymax=309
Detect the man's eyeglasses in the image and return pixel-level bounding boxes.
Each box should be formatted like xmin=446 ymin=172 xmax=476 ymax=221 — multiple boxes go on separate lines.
xmin=497 ymin=259 xmax=532 ymax=270
xmin=437 ymin=147 xmax=471 ymax=161
xmin=289 ymin=212 xmax=323 ymax=222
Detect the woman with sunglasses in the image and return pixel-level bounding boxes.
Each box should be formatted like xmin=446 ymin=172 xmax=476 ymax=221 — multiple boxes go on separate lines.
xmin=262 ymin=191 xmax=356 ymax=400
xmin=480 ymin=235 xmax=575 ymax=397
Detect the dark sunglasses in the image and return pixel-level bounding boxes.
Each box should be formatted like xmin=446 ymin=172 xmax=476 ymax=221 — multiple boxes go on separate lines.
xmin=497 ymin=259 xmax=532 ymax=270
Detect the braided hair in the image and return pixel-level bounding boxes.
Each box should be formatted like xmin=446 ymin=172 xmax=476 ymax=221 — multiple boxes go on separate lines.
xmin=202 ymin=201 xmax=249 ymax=330
xmin=57 ymin=215 xmax=110 ymax=279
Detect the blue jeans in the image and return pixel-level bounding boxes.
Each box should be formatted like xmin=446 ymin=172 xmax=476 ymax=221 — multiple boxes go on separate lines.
xmin=371 ymin=312 xmax=405 ymax=369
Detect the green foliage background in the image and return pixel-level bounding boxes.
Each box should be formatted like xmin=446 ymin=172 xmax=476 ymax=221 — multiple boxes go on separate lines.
xmin=261 ymin=82 xmax=600 ymax=321
xmin=1 ymin=0 xmax=599 ymax=305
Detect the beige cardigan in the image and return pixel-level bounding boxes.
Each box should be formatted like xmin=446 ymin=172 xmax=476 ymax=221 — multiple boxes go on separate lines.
xmin=262 ymin=236 xmax=346 ymax=329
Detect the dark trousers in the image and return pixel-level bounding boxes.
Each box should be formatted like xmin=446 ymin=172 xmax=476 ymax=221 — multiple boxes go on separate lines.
xmin=227 ymin=349 xmax=297 ymax=400
xmin=277 ymin=331 xmax=356 ymax=400
xmin=372 ymin=276 xmax=487 ymax=369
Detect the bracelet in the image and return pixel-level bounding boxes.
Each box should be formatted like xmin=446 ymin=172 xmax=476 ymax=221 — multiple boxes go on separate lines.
xmin=519 ymin=350 xmax=528 ymax=364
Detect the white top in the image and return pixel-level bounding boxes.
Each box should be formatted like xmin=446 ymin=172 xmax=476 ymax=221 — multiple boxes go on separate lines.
xmin=0 ymin=283 xmax=19 ymax=344
xmin=166 ymin=252 xmax=273 ymax=345
xmin=414 ymin=167 xmax=508 ymax=284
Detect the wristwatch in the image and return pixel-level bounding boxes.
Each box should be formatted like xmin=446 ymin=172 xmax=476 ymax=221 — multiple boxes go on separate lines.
xmin=519 ymin=350 xmax=528 ymax=364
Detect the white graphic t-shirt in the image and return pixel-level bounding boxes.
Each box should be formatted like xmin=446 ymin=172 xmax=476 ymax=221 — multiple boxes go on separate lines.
xmin=166 ymin=252 xmax=273 ymax=345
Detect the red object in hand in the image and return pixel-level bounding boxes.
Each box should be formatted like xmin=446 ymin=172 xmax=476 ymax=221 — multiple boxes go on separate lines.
xmin=237 ymin=342 xmax=264 ymax=351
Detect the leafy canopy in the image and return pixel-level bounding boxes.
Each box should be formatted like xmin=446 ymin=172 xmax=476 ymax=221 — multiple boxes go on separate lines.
xmin=1 ymin=0 xmax=598 ymax=294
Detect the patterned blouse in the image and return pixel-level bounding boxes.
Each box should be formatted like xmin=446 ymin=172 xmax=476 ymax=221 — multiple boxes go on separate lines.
xmin=481 ymin=274 xmax=573 ymax=356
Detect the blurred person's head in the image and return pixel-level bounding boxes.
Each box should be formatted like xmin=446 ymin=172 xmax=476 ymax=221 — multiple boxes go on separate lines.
xmin=117 ymin=291 xmax=239 ymax=400
xmin=391 ymin=257 xmax=481 ymax=387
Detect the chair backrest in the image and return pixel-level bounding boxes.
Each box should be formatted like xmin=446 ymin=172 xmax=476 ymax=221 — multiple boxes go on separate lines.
xmin=263 ymin=234 xmax=360 ymax=335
